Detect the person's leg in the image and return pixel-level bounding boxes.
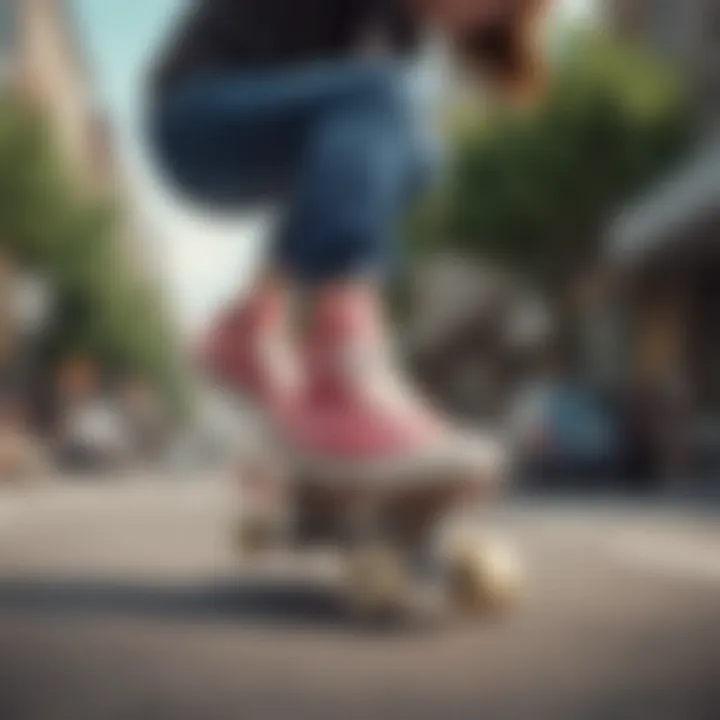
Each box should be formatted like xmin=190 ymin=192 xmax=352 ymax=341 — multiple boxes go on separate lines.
xmin=151 ymin=61 xmax=419 ymax=208
xmin=253 ymin=66 xmax=504 ymax=482
xmin=152 ymin=61 xmax=501 ymax=479
xmin=259 ymin=70 xmax=493 ymax=470
xmin=150 ymin=61 xmax=424 ymax=416
xmin=275 ymin=68 xmax=418 ymax=282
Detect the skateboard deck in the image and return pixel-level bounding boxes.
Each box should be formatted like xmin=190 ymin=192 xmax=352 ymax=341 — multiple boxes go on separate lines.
xmin=233 ymin=462 xmax=520 ymax=623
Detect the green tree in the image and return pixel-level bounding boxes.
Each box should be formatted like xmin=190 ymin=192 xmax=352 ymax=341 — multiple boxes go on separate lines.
xmin=411 ymin=31 xmax=692 ymax=289
xmin=0 ymin=95 xmax=185 ymax=410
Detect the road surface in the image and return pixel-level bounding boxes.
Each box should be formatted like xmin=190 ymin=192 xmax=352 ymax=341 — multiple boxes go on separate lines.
xmin=0 ymin=477 xmax=719 ymax=720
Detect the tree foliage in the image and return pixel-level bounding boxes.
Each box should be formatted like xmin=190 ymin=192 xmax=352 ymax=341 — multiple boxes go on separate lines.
xmin=410 ymin=31 xmax=693 ymax=288
xmin=0 ymin=95 xmax=183 ymax=407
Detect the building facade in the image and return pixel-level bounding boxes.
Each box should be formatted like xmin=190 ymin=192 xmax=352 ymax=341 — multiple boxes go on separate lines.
xmin=602 ymin=0 xmax=720 ymax=475
xmin=0 ymin=0 xmax=112 ymax=185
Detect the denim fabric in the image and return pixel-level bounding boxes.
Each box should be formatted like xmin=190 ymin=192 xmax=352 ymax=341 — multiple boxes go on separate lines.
xmin=150 ymin=60 xmax=437 ymax=283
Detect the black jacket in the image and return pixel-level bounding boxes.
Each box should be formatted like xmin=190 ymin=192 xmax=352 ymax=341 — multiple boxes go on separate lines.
xmin=153 ymin=0 xmax=419 ymax=93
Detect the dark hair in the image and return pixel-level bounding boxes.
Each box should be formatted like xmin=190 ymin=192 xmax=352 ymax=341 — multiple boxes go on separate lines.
xmin=457 ymin=0 xmax=549 ymax=102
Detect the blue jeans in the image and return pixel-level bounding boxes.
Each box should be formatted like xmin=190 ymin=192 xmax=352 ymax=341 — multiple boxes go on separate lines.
xmin=150 ymin=60 xmax=437 ymax=283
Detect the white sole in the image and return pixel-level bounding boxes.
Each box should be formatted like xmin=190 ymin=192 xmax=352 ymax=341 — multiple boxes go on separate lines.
xmin=208 ymin=379 xmax=505 ymax=493
xmin=285 ymin=439 xmax=506 ymax=491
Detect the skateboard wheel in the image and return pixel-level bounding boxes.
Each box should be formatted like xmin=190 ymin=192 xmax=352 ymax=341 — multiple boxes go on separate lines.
xmin=448 ymin=537 xmax=522 ymax=616
xmin=345 ymin=545 xmax=408 ymax=620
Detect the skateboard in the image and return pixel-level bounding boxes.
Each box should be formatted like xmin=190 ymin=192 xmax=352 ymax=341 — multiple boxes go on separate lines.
xmin=231 ymin=451 xmax=522 ymax=624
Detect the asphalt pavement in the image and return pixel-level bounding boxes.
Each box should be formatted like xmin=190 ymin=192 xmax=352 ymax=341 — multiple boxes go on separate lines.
xmin=0 ymin=476 xmax=718 ymax=720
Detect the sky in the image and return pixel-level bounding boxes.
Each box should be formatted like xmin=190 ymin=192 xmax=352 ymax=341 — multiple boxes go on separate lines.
xmin=73 ymin=0 xmax=596 ymax=337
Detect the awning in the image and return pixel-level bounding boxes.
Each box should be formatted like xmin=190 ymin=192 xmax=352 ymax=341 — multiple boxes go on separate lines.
xmin=608 ymin=132 xmax=720 ymax=266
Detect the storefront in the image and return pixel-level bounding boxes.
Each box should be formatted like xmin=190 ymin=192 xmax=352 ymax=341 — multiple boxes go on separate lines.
xmin=607 ymin=134 xmax=720 ymax=475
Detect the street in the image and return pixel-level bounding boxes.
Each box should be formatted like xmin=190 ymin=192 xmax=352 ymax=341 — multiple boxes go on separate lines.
xmin=0 ymin=477 xmax=719 ymax=720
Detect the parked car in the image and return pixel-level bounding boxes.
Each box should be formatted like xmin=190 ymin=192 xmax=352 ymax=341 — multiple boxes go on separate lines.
xmin=507 ymin=380 xmax=618 ymax=485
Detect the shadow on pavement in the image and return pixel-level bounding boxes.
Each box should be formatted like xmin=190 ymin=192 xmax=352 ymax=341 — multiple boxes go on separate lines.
xmin=0 ymin=575 xmax=360 ymax=631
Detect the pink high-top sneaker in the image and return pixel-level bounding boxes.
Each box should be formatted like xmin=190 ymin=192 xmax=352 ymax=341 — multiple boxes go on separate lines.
xmin=285 ymin=287 xmax=504 ymax=486
xmin=199 ymin=283 xmax=298 ymax=420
